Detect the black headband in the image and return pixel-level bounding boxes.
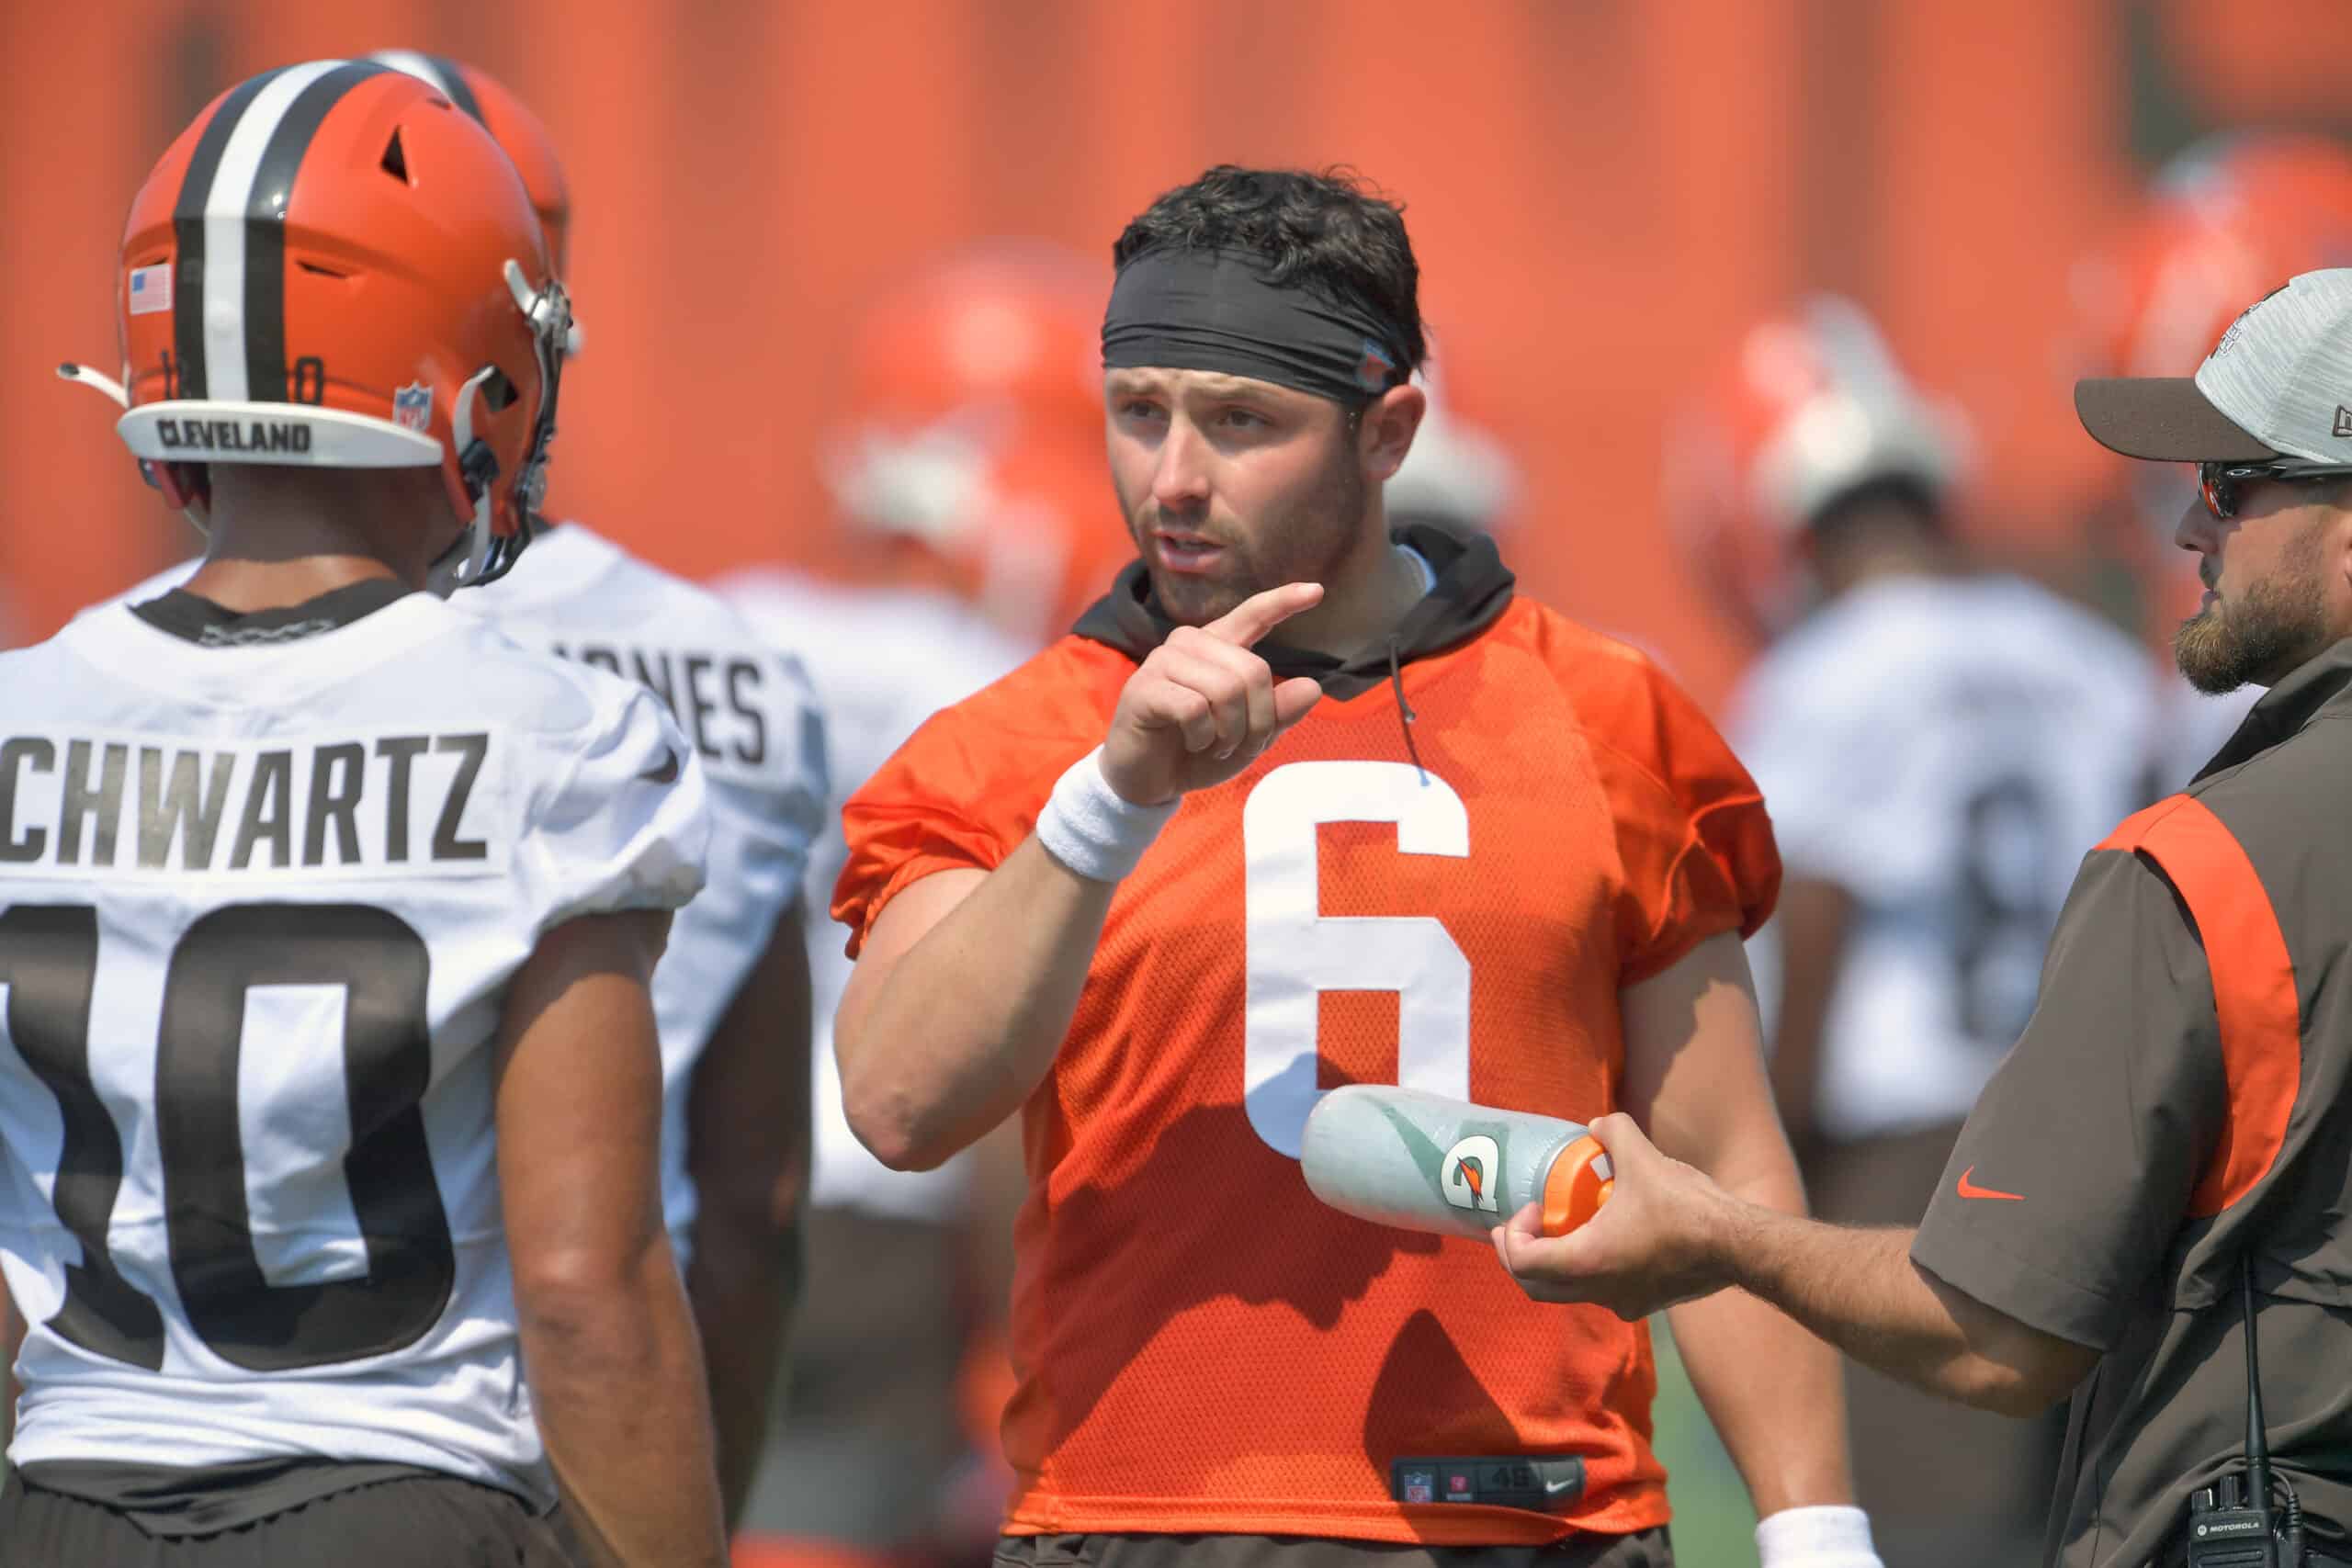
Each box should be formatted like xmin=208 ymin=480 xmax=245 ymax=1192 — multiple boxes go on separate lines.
xmin=1101 ymin=246 xmax=1410 ymax=404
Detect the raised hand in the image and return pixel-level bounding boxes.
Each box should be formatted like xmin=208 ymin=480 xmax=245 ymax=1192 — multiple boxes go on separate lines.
xmin=1100 ymin=581 xmax=1327 ymax=807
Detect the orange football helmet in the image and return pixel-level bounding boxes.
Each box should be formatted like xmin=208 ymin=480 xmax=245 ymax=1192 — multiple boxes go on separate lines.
xmin=1670 ymin=294 xmax=1967 ymax=641
xmin=2077 ymin=130 xmax=2352 ymax=381
xmin=67 ymin=60 xmax=571 ymax=588
xmin=823 ymin=240 xmax=1119 ymax=642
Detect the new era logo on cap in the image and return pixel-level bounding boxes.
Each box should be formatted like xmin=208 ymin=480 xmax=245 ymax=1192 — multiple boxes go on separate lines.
xmin=2334 ymin=405 xmax=2352 ymax=439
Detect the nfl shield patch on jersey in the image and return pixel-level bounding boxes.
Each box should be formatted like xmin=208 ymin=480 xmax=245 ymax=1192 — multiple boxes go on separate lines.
xmin=393 ymin=382 xmax=433 ymax=433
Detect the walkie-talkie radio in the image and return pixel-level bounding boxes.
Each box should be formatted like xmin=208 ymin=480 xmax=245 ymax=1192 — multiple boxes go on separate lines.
xmin=2185 ymin=1258 xmax=2304 ymax=1567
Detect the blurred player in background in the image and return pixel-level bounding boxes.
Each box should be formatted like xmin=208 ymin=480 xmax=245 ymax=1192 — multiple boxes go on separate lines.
xmin=72 ymin=52 xmax=830 ymax=1534
xmin=717 ymin=243 xmax=1106 ymax=1567
xmin=1379 ymin=355 xmax=1519 ymax=545
xmin=832 ymin=164 xmax=1881 ymax=1568
xmin=1676 ymin=295 xmax=2155 ymax=1567
xmin=4 ymin=62 xmax=722 ymax=1565
xmin=2069 ymin=130 xmax=2352 ymax=787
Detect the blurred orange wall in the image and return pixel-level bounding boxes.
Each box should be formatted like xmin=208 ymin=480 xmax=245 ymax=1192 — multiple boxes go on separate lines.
xmin=0 ymin=0 xmax=2313 ymax=707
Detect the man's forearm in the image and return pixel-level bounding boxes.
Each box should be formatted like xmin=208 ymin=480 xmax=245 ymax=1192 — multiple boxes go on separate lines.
xmin=1668 ymin=1168 xmax=1854 ymax=1517
xmin=838 ymin=838 xmax=1116 ymax=1170
xmin=684 ymin=1214 xmax=797 ymax=1528
xmin=526 ymin=1247 xmax=726 ymax=1568
xmin=1719 ymin=1211 xmax=2054 ymax=1416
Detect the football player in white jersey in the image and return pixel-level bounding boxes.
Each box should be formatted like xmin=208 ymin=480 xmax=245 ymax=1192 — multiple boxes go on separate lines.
xmin=2 ymin=62 xmax=723 ymax=1568
xmin=82 ymin=55 xmax=832 ymax=1533
xmin=1675 ymin=296 xmax=2156 ymax=1568
xmin=365 ymin=54 xmax=830 ymax=1530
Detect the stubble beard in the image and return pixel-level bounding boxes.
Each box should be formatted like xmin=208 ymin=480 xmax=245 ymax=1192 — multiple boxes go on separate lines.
xmin=2174 ymin=520 xmax=2331 ymax=694
xmin=1130 ymin=442 xmax=1369 ymax=627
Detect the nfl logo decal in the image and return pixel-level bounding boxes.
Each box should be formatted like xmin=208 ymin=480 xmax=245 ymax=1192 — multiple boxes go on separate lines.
xmin=128 ymin=264 xmax=172 ymax=316
xmin=1402 ymin=1469 xmax=1434 ymax=1505
xmin=393 ymin=382 xmax=433 ymax=433
xmin=1354 ymin=337 xmax=1396 ymax=393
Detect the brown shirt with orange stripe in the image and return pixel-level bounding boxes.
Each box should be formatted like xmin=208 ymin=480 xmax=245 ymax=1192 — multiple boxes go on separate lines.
xmin=1911 ymin=641 xmax=2352 ymax=1568
xmin=834 ymin=529 xmax=1780 ymax=1546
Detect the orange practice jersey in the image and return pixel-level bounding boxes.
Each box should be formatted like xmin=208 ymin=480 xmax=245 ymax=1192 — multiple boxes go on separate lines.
xmin=835 ymin=583 xmax=1779 ymax=1546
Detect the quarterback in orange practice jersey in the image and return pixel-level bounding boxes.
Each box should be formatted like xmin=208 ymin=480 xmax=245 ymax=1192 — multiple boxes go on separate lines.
xmin=833 ymin=166 xmax=1881 ymax=1568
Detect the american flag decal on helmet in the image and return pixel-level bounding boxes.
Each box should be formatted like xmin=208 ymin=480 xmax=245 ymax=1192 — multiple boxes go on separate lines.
xmin=129 ymin=265 xmax=173 ymax=315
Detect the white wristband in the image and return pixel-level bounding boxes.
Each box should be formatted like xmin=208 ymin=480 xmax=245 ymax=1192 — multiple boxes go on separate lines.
xmin=1035 ymin=746 xmax=1179 ymax=884
xmin=1756 ymin=1505 xmax=1882 ymax=1568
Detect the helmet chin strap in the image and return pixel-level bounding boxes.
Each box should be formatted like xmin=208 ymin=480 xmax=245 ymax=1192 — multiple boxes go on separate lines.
xmin=57 ymin=362 xmax=129 ymax=408
xmin=502 ymin=259 xmax=575 ymax=539
xmin=428 ymin=365 xmax=503 ymax=596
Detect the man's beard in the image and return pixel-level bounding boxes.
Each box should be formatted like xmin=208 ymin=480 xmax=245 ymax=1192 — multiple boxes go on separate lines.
xmin=1126 ymin=442 xmax=1366 ymax=627
xmin=2174 ymin=519 xmax=2330 ymax=694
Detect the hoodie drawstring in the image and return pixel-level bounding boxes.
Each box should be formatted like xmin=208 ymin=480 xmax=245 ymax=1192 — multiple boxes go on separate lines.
xmin=1386 ymin=635 xmax=1427 ymax=781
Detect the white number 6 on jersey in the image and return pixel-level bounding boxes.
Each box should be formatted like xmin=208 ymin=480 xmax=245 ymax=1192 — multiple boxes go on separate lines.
xmin=1241 ymin=761 xmax=1470 ymax=1157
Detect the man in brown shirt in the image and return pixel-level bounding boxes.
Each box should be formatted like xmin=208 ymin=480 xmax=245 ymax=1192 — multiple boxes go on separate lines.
xmin=1484 ymin=267 xmax=2352 ymax=1568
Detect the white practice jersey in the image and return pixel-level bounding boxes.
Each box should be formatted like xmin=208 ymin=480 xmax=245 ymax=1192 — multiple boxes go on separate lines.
xmin=467 ymin=526 xmax=826 ymax=1261
xmin=0 ymin=586 xmax=707 ymax=1503
xmin=718 ymin=568 xmax=1026 ymax=1224
xmin=1730 ymin=574 xmax=2158 ymax=1141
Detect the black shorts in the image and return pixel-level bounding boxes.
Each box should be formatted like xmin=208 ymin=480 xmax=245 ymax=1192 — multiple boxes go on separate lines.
xmin=992 ymin=1529 xmax=1673 ymax=1568
xmin=0 ymin=1466 xmax=571 ymax=1567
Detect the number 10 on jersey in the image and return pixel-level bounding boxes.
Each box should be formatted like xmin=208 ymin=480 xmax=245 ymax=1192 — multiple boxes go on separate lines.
xmin=0 ymin=901 xmax=453 ymax=1373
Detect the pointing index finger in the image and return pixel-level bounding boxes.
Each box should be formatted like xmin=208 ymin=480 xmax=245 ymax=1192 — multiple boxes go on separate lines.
xmin=1202 ymin=581 xmax=1323 ymax=649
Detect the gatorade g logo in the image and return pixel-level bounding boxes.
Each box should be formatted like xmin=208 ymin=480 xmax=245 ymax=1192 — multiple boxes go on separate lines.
xmin=1442 ymin=1134 xmax=1501 ymax=1213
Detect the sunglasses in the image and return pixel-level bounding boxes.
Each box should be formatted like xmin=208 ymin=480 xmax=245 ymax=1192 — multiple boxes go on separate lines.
xmin=2197 ymin=460 xmax=2352 ymax=521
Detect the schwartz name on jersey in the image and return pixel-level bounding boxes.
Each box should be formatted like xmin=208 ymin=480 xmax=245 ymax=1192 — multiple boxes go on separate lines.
xmin=470 ymin=525 xmax=827 ymax=1259
xmin=0 ymin=583 xmax=707 ymax=1505
xmin=1730 ymin=574 xmax=2157 ymax=1140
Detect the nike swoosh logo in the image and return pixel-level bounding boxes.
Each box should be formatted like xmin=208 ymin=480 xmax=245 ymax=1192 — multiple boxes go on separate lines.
xmin=1956 ymin=1166 xmax=2025 ymax=1202
xmin=1544 ymin=1476 xmax=1578 ymax=1496
xmin=639 ymin=749 xmax=681 ymax=785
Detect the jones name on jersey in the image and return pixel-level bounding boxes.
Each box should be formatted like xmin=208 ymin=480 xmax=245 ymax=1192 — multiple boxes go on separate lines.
xmin=549 ymin=643 xmax=777 ymax=777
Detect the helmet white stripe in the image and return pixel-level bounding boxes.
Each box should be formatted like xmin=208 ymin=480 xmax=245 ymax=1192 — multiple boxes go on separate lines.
xmin=197 ymin=59 xmax=345 ymax=403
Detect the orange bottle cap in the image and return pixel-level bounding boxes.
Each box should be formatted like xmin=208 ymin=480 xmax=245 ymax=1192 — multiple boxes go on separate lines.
xmin=1540 ymin=1134 xmax=1614 ymax=1237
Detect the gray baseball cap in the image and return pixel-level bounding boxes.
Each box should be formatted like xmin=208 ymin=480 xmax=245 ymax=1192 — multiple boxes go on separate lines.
xmin=2076 ymin=267 xmax=2352 ymax=465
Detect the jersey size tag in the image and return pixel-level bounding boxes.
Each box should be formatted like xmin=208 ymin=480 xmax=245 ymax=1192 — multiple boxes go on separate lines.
xmin=1392 ymin=1455 xmax=1585 ymax=1511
